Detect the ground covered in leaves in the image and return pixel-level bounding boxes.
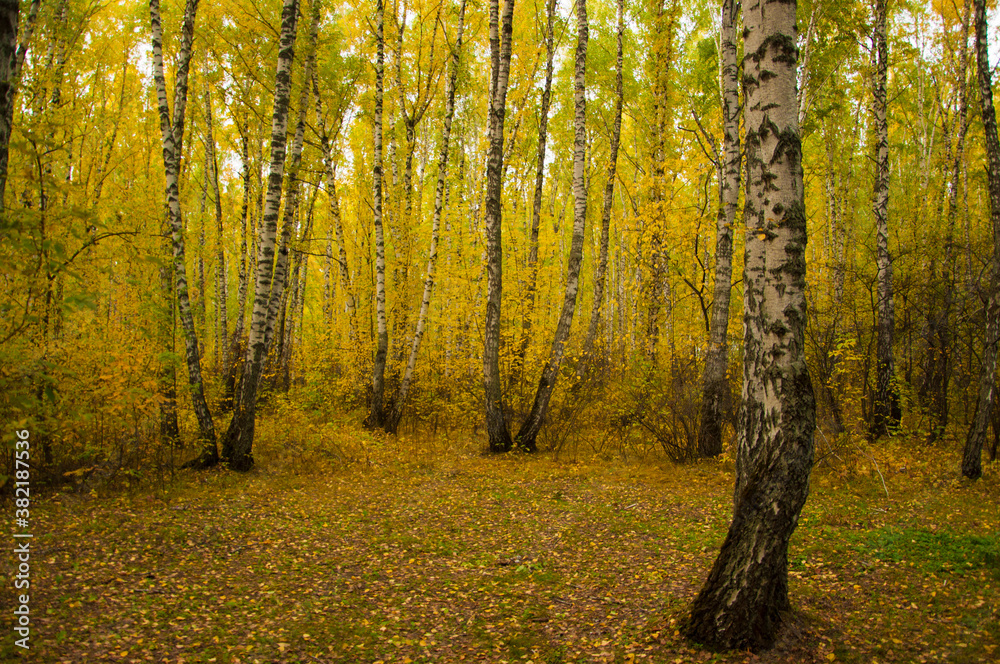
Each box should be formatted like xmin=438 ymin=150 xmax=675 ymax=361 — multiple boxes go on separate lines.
xmin=2 ymin=424 xmax=998 ymax=663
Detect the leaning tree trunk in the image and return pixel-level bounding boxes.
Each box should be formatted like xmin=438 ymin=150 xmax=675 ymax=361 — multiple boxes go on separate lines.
xmin=386 ymin=0 xmax=467 ymax=434
xmin=514 ymin=0 xmax=588 ymax=452
xmin=364 ymin=0 xmax=390 ymax=430
xmin=150 ymin=0 xmax=218 ymax=466
xmin=869 ymin=0 xmax=900 ymax=439
xmin=577 ymin=0 xmax=622 ymax=383
xmin=513 ymin=0 xmax=556 ymax=384
xmin=221 ymin=0 xmax=299 ymax=471
xmin=684 ymin=0 xmax=815 ymax=650
xmin=696 ymin=0 xmax=740 ymax=457
xmin=483 ymin=0 xmax=516 ymax=453
xmin=962 ymin=0 xmax=1000 ymax=479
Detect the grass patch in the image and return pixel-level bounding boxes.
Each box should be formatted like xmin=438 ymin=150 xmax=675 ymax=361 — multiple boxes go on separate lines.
xmin=862 ymin=527 xmax=1000 ymax=577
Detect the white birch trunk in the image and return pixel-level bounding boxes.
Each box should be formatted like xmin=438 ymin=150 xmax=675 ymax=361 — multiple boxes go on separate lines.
xmin=221 ymin=0 xmax=300 ymax=471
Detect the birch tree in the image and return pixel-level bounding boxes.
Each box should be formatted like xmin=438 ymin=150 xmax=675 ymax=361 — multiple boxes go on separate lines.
xmin=696 ymin=0 xmax=740 ymax=457
xmin=514 ymin=0 xmax=588 ymax=452
xmin=365 ymin=0 xmax=389 ymax=429
xmin=150 ymin=0 xmax=218 ymax=465
xmin=205 ymin=87 xmax=227 ymax=377
xmin=684 ymin=0 xmax=815 ymax=648
xmin=577 ymin=0 xmax=623 ymax=382
xmin=869 ymin=0 xmax=899 ymax=438
xmin=962 ymin=0 xmax=1000 ymax=479
xmin=386 ymin=0 xmax=466 ymax=434
xmin=221 ymin=0 xmax=299 ymax=471
xmin=484 ymin=0 xmax=516 ymax=453
xmin=514 ymin=0 xmax=556 ymax=384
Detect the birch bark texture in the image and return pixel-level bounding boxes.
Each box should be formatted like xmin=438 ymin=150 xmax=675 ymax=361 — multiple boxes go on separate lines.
xmin=386 ymin=0 xmax=467 ymax=434
xmin=869 ymin=0 xmax=900 ymax=439
xmin=962 ymin=0 xmax=1000 ymax=479
xmin=483 ymin=0 xmax=516 ymax=453
xmin=221 ymin=0 xmax=299 ymax=471
xmin=684 ymin=0 xmax=815 ymax=649
xmin=514 ymin=0 xmax=588 ymax=451
xmin=696 ymin=0 xmax=740 ymax=457
xmin=150 ymin=0 xmax=218 ymax=464
xmin=365 ymin=0 xmax=389 ymax=430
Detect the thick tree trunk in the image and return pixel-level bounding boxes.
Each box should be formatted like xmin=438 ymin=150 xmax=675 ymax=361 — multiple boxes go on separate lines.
xmin=684 ymin=0 xmax=815 ymax=650
xmin=386 ymin=0 xmax=466 ymax=434
xmin=365 ymin=0 xmax=389 ymax=430
xmin=869 ymin=0 xmax=900 ymax=439
xmin=696 ymin=0 xmax=740 ymax=457
xmin=577 ymin=0 xmax=623 ymax=384
xmin=513 ymin=0 xmax=556 ymax=385
xmin=221 ymin=0 xmax=300 ymax=471
xmin=963 ymin=0 xmax=1000 ymax=479
xmin=514 ymin=0 xmax=588 ymax=451
xmin=150 ymin=0 xmax=218 ymax=466
xmin=483 ymin=0 xmax=516 ymax=453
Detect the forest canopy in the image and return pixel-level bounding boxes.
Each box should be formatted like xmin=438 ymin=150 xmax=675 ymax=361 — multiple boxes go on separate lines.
xmin=0 ymin=0 xmax=997 ymax=479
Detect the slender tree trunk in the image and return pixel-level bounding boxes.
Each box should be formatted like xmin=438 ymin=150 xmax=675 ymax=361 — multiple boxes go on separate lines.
xmin=224 ymin=117 xmax=252 ymax=412
xmin=513 ymin=0 xmax=556 ymax=385
xmin=386 ymin=0 xmax=467 ymax=434
xmin=205 ymin=87 xmax=228 ymax=378
xmin=150 ymin=0 xmax=218 ymax=465
xmin=484 ymin=0 xmax=516 ymax=453
xmin=313 ymin=77 xmax=357 ymax=338
xmin=365 ymin=0 xmax=389 ymax=429
xmin=963 ymin=0 xmax=1000 ymax=479
xmin=684 ymin=0 xmax=815 ymax=649
xmin=577 ymin=0 xmax=623 ymax=383
xmin=221 ymin=0 xmax=300 ymax=471
xmin=929 ymin=0 xmax=971 ymax=443
xmin=513 ymin=0 xmax=588 ymax=451
xmin=0 ymin=0 xmax=40 ymax=212
xmin=697 ymin=0 xmax=740 ymax=457
xmin=869 ymin=0 xmax=900 ymax=439
xmin=158 ymin=261 xmax=180 ymax=447
xmin=261 ymin=0 xmax=318 ymax=368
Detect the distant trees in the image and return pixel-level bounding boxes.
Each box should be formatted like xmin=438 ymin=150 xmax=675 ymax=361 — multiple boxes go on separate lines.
xmin=0 ymin=0 xmax=997 ymax=491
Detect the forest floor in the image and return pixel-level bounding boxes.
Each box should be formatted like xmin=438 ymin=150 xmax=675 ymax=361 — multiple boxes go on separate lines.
xmin=2 ymin=418 xmax=999 ymax=663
